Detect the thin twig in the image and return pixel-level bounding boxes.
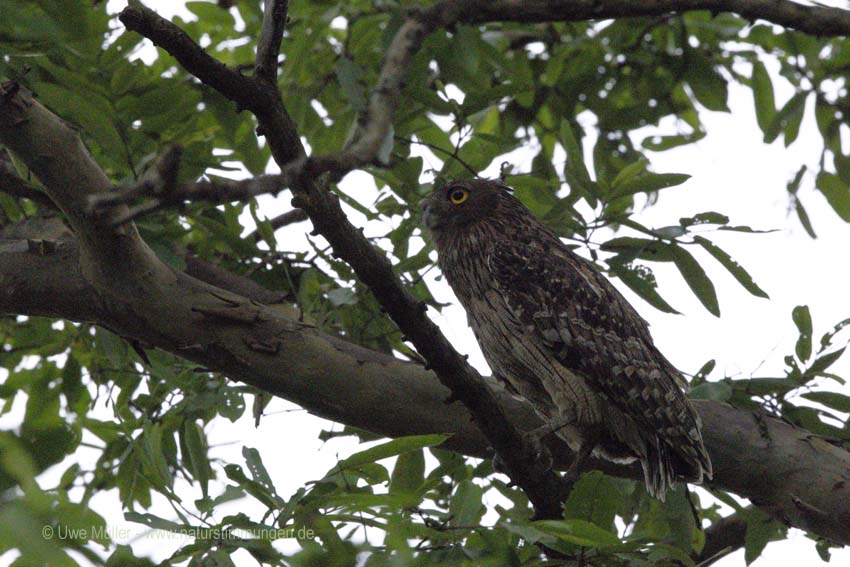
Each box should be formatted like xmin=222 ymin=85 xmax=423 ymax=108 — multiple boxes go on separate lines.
xmin=248 ymin=208 xmax=309 ymax=241
xmin=395 ymin=136 xmax=480 ymax=177
xmin=255 ymin=0 xmax=289 ymax=84
xmin=694 ymin=509 xmax=749 ymax=566
xmin=0 ymin=148 xmax=57 ymax=209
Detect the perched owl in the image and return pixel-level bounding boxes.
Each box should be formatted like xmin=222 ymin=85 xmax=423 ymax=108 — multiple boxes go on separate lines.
xmin=420 ymin=179 xmax=712 ymax=500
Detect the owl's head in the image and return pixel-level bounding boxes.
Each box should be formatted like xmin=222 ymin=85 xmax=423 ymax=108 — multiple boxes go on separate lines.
xmin=419 ymin=179 xmax=514 ymax=241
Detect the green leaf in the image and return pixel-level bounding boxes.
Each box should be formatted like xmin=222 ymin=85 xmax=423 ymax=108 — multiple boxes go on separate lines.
xmin=183 ymin=421 xmax=211 ymax=498
xmin=816 ymin=172 xmax=850 ymax=222
xmin=139 ymin=423 xmax=173 ymax=490
xmin=816 ymin=540 xmax=834 ymax=562
xmin=744 ymin=509 xmax=786 ymax=564
xmin=800 ymin=391 xmax=850 ymax=413
xmin=610 ymin=159 xmax=647 ymax=189
xmin=735 ymin=377 xmax=798 ymax=397
xmin=559 ymin=119 xmax=595 ymax=200
xmin=242 ymin=446 xmax=276 ymax=496
xmin=327 ymin=287 xmax=358 ymax=306
xmin=532 ymin=519 xmax=621 ymax=547
xmin=334 ymin=434 xmax=448 ymax=472
xmin=186 ymin=1 xmax=236 ymax=26
xmin=671 ymin=246 xmax=720 ymax=316
xmin=35 ymin=83 xmax=124 ymax=161
xmin=642 ymin=130 xmax=706 ymax=151
xmin=610 ymin=172 xmax=691 ymax=201
xmin=602 ymin=237 xmax=676 ymax=261
xmin=336 ymin=56 xmax=368 ymax=113
xmin=783 ymin=93 xmax=806 ymax=146
xmin=808 ymin=347 xmax=846 ymax=375
xmin=693 ymin=236 xmax=769 ymax=298
xmin=124 ymin=511 xmax=185 ymax=532
xmin=786 ymin=165 xmax=807 ymax=195
xmin=794 ymin=198 xmax=817 ymax=238
xmin=249 ymin=201 xmax=276 ymax=250
xmin=608 ymin=262 xmax=680 ymax=314
xmin=685 ymin=52 xmax=729 ymax=111
xmin=389 ymin=449 xmax=425 ymax=494
xmin=751 ymin=61 xmax=775 ymax=133
xmin=792 ymin=305 xmax=813 ymax=361
xmin=764 ymin=92 xmax=807 ymax=145
xmin=450 ymin=479 xmax=485 ymax=527
xmin=680 ymin=212 xmax=729 ymax=227
xmin=0 ymin=502 xmax=77 ymax=567
xmin=224 ymin=464 xmax=282 ymax=509
xmin=106 ymin=544 xmax=158 ymax=567
xmin=689 ymin=380 xmax=732 ymax=401
xmin=694 ymin=359 xmax=716 ymax=381
xmin=561 ymin=471 xmax=619 ymax=529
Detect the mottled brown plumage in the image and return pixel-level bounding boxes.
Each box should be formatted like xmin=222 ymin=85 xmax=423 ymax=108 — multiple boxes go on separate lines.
xmin=421 ymin=179 xmax=712 ymax=499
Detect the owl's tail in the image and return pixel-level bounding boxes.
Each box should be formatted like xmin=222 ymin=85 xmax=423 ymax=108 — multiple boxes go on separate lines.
xmin=642 ymin=431 xmax=712 ymax=501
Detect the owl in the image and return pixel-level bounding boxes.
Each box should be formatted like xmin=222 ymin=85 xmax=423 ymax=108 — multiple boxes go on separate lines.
xmin=420 ymin=179 xmax=712 ymax=499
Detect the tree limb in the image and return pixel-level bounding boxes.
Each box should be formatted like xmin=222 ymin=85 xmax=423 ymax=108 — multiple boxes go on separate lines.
xmin=420 ymin=0 xmax=850 ymax=36
xmin=247 ymin=208 xmax=309 ymax=241
xmin=695 ymin=509 xmax=748 ymax=566
xmin=88 ymin=165 xmax=294 ymax=225
xmin=1 ymin=232 xmax=849 ymax=546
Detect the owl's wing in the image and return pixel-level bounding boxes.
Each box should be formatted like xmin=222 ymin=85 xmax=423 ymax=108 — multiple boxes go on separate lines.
xmin=488 ymin=239 xmax=711 ymax=478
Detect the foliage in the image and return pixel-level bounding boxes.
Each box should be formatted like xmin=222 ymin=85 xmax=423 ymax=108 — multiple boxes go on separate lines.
xmin=1 ymin=1 xmax=849 ymax=566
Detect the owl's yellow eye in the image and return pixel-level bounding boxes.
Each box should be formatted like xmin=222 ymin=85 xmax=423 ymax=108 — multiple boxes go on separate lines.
xmin=448 ymin=188 xmax=469 ymax=204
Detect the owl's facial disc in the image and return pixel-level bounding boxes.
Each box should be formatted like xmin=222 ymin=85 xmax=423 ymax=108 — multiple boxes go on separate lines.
xmin=420 ymin=179 xmax=505 ymax=240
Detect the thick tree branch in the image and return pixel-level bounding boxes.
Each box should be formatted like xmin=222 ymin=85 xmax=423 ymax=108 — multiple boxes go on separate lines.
xmin=183 ymin=252 xmax=295 ymax=306
xmin=423 ymin=0 xmax=850 ymax=36
xmin=0 ymin=239 xmax=98 ymax=321
xmin=1 ymin=233 xmax=849 ymax=545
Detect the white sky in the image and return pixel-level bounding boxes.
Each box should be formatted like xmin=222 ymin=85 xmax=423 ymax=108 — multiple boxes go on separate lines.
xmin=2 ymin=1 xmax=850 ymax=566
